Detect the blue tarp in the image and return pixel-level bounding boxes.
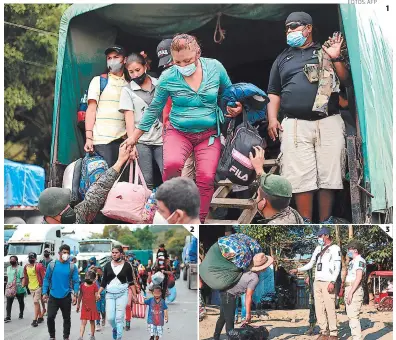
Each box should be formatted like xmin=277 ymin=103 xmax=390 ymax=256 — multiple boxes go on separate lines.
xmin=4 ymin=230 xmax=15 ymax=243
xmin=4 ymin=159 xmax=45 ymax=208
xmin=252 ymin=266 xmax=275 ymax=304
xmin=183 ymin=236 xmax=198 ymax=264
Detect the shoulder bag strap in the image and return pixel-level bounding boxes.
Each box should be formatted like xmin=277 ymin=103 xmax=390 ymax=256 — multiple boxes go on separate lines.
xmin=315 ymin=244 xmax=332 ymax=262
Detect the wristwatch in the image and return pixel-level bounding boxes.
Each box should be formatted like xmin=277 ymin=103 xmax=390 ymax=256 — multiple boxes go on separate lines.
xmin=330 ymin=56 xmax=345 ymax=63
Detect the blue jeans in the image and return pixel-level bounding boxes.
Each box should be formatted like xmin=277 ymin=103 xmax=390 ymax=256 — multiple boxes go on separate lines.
xmin=106 ymin=288 xmax=128 ymax=339
xmin=235 ymin=294 xmax=246 ymax=319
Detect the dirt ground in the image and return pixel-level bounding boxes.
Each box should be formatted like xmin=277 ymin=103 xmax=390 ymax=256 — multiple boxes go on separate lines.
xmin=199 ymin=304 xmax=393 ymax=339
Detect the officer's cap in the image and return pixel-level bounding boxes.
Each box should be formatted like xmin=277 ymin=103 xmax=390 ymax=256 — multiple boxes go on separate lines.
xmin=317 ymin=227 xmax=331 ymax=236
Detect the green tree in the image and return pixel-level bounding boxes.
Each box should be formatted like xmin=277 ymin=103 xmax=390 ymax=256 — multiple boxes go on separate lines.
xmin=240 ymin=225 xmax=316 ymax=263
xmin=118 ymin=234 xmax=139 ymax=250
xmin=132 ymin=226 xmax=157 ymax=250
xmin=102 ymin=225 xmax=123 ymax=239
xmin=5 ymin=4 xmax=69 ymax=168
xmin=165 ymin=229 xmax=175 ymax=240
xmin=340 ymin=225 xmax=393 ymax=270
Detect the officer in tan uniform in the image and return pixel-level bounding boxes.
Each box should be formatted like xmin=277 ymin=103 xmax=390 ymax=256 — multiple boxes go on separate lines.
xmin=290 ymin=227 xmax=341 ymax=340
xmin=345 ymin=240 xmax=366 ymax=340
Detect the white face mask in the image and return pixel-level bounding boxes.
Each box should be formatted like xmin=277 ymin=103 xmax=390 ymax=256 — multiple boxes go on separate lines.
xmin=153 ymin=211 xmax=169 ymax=225
xmin=153 ymin=211 xmax=177 ymax=225
xmin=61 ymin=253 xmax=70 ymax=261
xmin=107 ymin=59 xmax=123 ymax=73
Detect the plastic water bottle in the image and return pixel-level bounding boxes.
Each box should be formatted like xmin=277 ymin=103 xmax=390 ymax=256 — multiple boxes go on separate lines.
xmin=77 ymin=90 xmax=88 ymax=129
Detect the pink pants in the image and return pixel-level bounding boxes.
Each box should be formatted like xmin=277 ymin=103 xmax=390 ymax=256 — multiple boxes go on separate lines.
xmin=163 ymin=126 xmax=221 ymax=222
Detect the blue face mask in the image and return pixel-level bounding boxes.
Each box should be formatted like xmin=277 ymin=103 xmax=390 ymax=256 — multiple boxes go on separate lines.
xmin=318 ymin=238 xmax=325 ymax=246
xmin=287 ymin=30 xmax=307 ymax=48
xmin=347 ymin=251 xmax=354 ymax=258
xmin=175 ymin=62 xmax=197 ymax=77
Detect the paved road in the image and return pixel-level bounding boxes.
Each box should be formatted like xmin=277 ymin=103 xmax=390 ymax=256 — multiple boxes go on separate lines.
xmin=4 ymin=279 xmax=197 ymax=340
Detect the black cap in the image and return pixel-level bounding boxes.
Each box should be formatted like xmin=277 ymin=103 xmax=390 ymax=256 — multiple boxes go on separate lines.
xmin=157 ymin=39 xmax=173 ymax=68
xmin=28 ymin=252 xmax=37 ymax=259
xmin=104 ymin=45 xmax=126 ymax=56
xmin=346 ymin=240 xmax=363 ymax=254
xmin=285 ymin=12 xmax=313 ymax=25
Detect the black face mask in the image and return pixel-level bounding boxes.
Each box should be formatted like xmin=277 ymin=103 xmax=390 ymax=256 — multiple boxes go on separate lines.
xmin=132 ymin=72 xmax=147 ymax=86
xmin=60 ymin=206 xmax=77 ymax=224
xmin=28 ymin=259 xmax=35 ymax=264
xmin=10 ymin=261 xmax=17 ymax=266
xmin=85 ymin=279 xmax=93 ymax=284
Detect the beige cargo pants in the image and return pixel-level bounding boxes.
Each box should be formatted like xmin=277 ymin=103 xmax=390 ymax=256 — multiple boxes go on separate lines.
xmin=314 ymin=281 xmax=338 ymax=337
xmin=345 ymin=286 xmax=364 ymax=340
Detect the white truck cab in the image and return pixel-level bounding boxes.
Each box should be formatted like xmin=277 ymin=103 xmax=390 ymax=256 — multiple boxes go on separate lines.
xmin=4 ymin=225 xmax=63 ymax=280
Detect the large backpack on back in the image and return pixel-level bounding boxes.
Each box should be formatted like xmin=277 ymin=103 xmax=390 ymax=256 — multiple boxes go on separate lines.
xmin=216 ymin=108 xmax=266 ymax=185
xmin=79 ymin=152 xmax=108 ymax=200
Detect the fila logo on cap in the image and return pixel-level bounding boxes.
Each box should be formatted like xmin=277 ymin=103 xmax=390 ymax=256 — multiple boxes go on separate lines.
xmin=158 ymin=50 xmax=169 ymax=57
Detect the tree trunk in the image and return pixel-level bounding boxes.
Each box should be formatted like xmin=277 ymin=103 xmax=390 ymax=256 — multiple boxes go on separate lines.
xmin=336 ymin=225 xmax=348 ymax=285
xmin=349 ymin=225 xmax=354 ymax=239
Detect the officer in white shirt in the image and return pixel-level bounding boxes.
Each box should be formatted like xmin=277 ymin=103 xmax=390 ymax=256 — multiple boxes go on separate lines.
xmin=345 ymin=240 xmax=366 ymax=340
xmin=290 ymin=227 xmax=341 ymax=340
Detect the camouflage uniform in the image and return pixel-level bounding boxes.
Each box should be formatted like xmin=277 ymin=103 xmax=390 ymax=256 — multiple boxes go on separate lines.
xmin=260 ymin=206 xmax=304 ymax=224
xmin=305 ymin=38 xmax=349 ymax=116
xmin=42 ymin=168 xmax=119 ymax=224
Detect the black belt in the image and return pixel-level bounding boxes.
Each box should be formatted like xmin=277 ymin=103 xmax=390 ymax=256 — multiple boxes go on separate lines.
xmin=284 ymin=111 xmax=340 ymax=121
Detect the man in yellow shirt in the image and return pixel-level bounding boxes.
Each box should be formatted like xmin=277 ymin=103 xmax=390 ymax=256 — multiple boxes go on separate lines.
xmin=84 ymin=45 xmax=129 ymax=168
xmin=23 ymin=252 xmax=46 ymax=327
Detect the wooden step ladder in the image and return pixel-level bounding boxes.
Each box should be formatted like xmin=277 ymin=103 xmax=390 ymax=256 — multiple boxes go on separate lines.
xmin=205 ymin=159 xmax=279 ymax=224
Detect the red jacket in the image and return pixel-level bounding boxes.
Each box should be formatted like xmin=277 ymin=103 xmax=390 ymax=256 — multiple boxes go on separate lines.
xmin=23 ymin=263 xmax=46 ymax=288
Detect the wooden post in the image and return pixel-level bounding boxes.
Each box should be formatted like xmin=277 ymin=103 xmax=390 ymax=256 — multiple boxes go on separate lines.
xmin=347 ymin=136 xmax=362 ymax=224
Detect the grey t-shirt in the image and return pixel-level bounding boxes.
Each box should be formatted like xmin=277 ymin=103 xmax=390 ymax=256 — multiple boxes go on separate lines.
xmin=119 ymin=76 xmax=163 ymax=146
xmin=227 ymin=271 xmax=259 ymax=296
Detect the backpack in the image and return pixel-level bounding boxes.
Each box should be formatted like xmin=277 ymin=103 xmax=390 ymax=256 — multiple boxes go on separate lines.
xmin=47 ymin=260 xmax=76 ymax=293
xmin=77 ymin=74 xmax=108 ymax=129
xmin=216 ymin=108 xmax=266 ymax=186
xmin=62 ymin=158 xmax=83 ymax=206
xmin=79 ymin=152 xmax=109 ymax=200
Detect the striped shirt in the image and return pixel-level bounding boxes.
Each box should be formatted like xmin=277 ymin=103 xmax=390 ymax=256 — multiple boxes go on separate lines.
xmin=88 ymin=73 xmax=128 ymax=145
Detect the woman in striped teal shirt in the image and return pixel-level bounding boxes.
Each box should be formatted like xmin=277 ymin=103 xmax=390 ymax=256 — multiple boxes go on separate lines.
xmin=124 ymin=34 xmax=242 ymax=222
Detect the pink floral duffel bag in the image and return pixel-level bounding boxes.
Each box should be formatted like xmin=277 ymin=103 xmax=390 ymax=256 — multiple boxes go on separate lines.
xmin=102 ymin=160 xmax=152 ymax=223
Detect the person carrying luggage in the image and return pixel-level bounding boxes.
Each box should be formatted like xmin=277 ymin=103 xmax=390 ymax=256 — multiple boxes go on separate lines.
xmin=38 ymin=143 xmax=132 ymax=224
xmin=123 ymin=33 xmax=242 ymax=222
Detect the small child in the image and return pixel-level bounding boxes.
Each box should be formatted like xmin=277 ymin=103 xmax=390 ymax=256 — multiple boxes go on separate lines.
xmin=157 ymin=244 xmax=169 ymax=260
xmin=77 ymin=271 xmax=100 ymax=340
xmin=141 ymin=285 xmax=169 ymax=340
